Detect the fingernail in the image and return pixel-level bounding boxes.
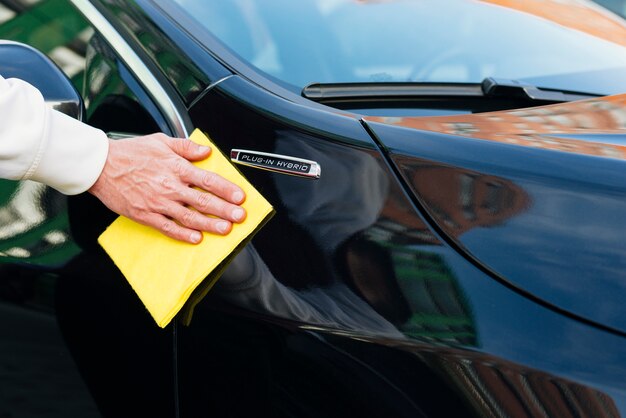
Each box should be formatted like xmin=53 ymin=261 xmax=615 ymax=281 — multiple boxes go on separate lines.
xmin=217 ymin=221 xmax=230 ymax=234
xmin=232 ymin=207 xmax=245 ymax=222
xmin=190 ymin=231 xmax=202 ymax=243
xmin=198 ymin=145 xmax=211 ymax=154
xmin=232 ymin=191 xmax=244 ymax=203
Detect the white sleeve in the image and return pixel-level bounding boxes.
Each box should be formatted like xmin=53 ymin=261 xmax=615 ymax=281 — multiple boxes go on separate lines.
xmin=0 ymin=75 xmax=109 ymax=195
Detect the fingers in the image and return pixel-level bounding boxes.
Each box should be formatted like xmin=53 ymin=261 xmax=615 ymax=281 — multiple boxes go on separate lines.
xmin=179 ymin=187 xmax=247 ymax=223
xmin=178 ymin=162 xmax=246 ymax=205
xmin=162 ymin=203 xmax=234 ymax=236
xmin=142 ymin=200 xmax=237 ymax=244
xmin=154 ymin=136 xmax=247 ymax=241
xmin=167 ymin=136 xmax=212 ymax=161
xmin=142 ymin=213 xmax=206 ymax=244
xmin=91 ymin=133 xmax=249 ymax=244
xmin=165 ymin=135 xmax=246 ymax=205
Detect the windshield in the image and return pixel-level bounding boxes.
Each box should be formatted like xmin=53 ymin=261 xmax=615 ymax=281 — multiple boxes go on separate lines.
xmin=172 ymin=0 xmax=626 ymax=95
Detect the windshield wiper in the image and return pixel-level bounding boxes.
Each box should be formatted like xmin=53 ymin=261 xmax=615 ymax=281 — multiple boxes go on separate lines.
xmin=302 ymin=78 xmax=600 ymax=103
xmin=302 ymin=81 xmax=483 ymax=100
xmin=481 ymin=78 xmax=598 ymax=102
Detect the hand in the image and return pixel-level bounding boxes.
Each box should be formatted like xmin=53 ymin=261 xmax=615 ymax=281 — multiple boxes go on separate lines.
xmin=88 ymin=133 xmax=246 ymax=244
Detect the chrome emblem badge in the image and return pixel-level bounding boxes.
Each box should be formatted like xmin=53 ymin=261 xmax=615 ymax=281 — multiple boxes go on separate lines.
xmin=230 ymin=149 xmax=321 ymax=179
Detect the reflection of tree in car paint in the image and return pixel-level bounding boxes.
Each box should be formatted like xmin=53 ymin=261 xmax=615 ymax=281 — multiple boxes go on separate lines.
xmin=0 ymin=181 xmax=80 ymax=266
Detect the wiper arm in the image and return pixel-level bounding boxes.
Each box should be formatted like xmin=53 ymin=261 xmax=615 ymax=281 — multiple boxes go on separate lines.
xmin=301 ymin=78 xmax=600 ymax=103
xmin=481 ymin=77 xmax=598 ymax=102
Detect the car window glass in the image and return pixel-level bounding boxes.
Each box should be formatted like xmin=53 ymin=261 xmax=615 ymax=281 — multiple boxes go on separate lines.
xmin=171 ymin=0 xmax=626 ymax=95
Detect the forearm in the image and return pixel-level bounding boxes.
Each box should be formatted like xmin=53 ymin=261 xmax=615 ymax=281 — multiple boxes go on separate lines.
xmin=0 ymin=75 xmax=109 ymax=195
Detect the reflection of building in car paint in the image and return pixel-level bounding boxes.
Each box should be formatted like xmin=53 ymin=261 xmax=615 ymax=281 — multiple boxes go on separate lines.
xmin=197 ymin=133 xmax=533 ymax=347
xmin=365 ymin=172 xmax=526 ymax=346
xmin=407 ymin=168 xmax=529 ymax=236
xmin=422 ymin=347 xmax=622 ymax=418
xmin=368 ymin=94 xmax=626 ymax=160
xmin=364 ymin=162 xmax=529 ymax=346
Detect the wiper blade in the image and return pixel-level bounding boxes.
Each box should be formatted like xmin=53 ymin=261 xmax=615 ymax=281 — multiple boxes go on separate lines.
xmin=301 ymin=78 xmax=600 ymax=103
xmin=302 ymin=82 xmax=483 ymax=100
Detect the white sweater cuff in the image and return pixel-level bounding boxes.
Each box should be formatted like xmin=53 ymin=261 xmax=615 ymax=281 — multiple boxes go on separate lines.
xmin=30 ymin=108 xmax=109 ymax=195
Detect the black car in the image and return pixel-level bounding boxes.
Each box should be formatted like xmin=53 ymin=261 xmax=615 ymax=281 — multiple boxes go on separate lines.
xmin=3 ymin=0 xmax=626 ymax=417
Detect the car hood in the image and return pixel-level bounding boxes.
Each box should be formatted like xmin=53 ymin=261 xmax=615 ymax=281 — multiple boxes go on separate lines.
xmin=363 ymin=94 xmax=626 ymax=334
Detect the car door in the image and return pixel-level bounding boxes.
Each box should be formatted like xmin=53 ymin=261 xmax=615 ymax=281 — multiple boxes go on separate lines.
xmin=0 ymin=0 xmax=182 ymax=416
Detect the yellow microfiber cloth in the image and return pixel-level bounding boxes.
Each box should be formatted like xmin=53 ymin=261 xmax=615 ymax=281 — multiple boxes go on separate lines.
xmin=97 ymin=129 xmax=274 ymax=328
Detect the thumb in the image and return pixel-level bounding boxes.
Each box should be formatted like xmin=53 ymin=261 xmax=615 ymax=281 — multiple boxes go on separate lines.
xmin=170 ymin=137 xmax=212 ymax=161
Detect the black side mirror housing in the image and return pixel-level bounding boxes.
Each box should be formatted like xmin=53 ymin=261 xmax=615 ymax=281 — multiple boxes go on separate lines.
xmin=0 ymin=40 xmax=84 ymax=120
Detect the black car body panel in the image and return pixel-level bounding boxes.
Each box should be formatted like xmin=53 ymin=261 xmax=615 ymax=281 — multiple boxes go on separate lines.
xmin=4 ymin=0 xmax=626 ymax=417
xmin=364 ymin=97 xmax=626 ymax=335
xmin=176 ymin=73 xmax=626 ymax=417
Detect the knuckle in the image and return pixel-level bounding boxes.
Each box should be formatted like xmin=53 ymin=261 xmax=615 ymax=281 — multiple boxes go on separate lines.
xmin=161 ymin=220 xmax=174 ymax=233
xmin=171 ymin=137 xmax=194 ymax=156
xmin=202 ymin=171 xmax=216 ymax=188
xmin=196 ymin=192 xmax=214 ymax=209
xmin=160 ymin=179 xmax=181 ymax=197
xmin=160 ymin=176 xmax=173 ymax=189
xmin=129 ymin=202 xmax=146 ymax=218
xmin=180 ymin=138 xmax=194 ymax=153
xmin=151 ymin=201 xmax=167 ymax=214
xmin=155 ymin=132 xmax=168 ymax=142
xmin=181 ymin=209 xmax=196 ymax=226
xmin=173 ymin=159 xmax=188 ymax=177
xmin=133 ymin=212 xmax=148 ymax=225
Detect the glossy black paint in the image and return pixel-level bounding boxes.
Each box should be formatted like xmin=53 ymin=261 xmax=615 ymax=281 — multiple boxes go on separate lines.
xmin=179 ymin=74 xmax=626 ymax=416
xmin=363 ymin=101 xmax=626 ymax=336
xmin=4 ymin=0 xmax=626 ymax=417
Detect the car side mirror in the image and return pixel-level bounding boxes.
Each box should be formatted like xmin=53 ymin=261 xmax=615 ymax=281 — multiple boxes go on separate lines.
xmin=0 ymin=40 xmax=84 ymax=120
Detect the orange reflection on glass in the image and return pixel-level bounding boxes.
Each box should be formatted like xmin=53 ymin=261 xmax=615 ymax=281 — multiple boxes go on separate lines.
xmin=481 ymin=0 xmax=626 ymax=48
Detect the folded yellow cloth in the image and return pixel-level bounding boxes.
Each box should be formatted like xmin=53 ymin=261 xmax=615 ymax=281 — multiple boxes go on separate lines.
xmin=98 ymin=129 xmax=274 ymax=328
